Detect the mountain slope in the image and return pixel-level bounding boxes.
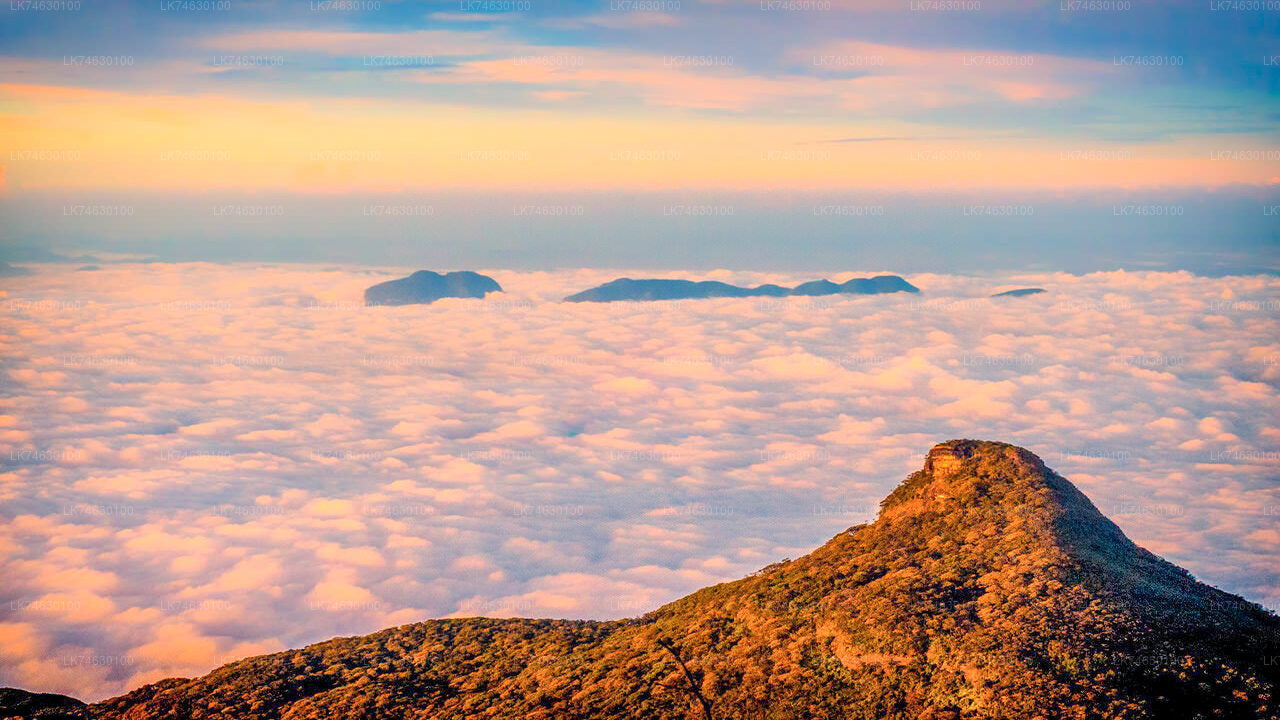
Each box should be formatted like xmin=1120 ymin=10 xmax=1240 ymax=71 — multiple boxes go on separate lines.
xmin=14 ymin=440 xmax=1279 ymax=719
xmin=0 ymin=688 xmax=86 ymax=719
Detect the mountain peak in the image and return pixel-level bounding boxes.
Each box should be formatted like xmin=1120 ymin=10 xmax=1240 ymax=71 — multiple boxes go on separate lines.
xmin=364 ymin=270 xmax=502 ymax=306
xmin=879 ymin=439 xmax=1052 ymax=521
xmin=922 ymin=438 xmax=1046 ymax=476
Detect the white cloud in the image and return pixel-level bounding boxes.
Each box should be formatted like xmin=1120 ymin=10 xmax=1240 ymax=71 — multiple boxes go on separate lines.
xmin=0 ymin=263 xmax=1277 ymax=701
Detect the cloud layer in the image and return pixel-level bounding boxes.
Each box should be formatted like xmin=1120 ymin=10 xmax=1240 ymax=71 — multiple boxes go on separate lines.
xmin=1 ymin=263 xmax=1277 ymax=700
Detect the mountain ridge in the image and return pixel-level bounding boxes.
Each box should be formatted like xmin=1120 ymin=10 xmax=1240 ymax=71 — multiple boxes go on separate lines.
xmin=363 ymin=270 xmax=502 ymax=306
xmin=563 ymin=275 xmax=919 ymax=302
xmin=6 ymin=440 xmax=1277 ymax=719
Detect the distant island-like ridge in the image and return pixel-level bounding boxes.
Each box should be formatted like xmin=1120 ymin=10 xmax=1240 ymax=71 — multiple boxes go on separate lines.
xmin=0 ymin=261 xmax=33 ymax=278
xmin=10 ymin=439 xmax=1276 ymax=719
xmin=991 ymin=287 xmax=1046 ymax=297
xmin=364 ymin=270 xmax=502 ymax=306
xmin=564 ymin=275 xmax=919 ymax=302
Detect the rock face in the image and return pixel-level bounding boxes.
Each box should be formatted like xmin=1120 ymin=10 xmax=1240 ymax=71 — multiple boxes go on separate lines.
xmin=991 ymin=288 xmax=1045 ymax=297
xmin=20 ymin=440 xmax=1280 ymax=719
xmin=363 ymin=271 xmax=502 ymax=306
xmin=922 ymin=440 xmax=973 ymax=476
xmin=565 ymin=275 xmax=919 ymax=302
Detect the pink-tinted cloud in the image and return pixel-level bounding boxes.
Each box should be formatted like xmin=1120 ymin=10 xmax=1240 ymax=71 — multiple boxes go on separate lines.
xmin=0 ymin=263 xmax=1276 ymax=703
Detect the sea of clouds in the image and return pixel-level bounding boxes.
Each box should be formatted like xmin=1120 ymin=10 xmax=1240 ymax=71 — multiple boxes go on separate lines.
xmin=1 ymin=263 xmax=1277 ymax=700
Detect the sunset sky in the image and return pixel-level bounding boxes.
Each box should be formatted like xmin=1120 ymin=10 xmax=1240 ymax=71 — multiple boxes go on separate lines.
xmin=1 ymin=1 xmax=1276 ymax=269
xmin=1 ymin=0 xmax=1278 ymax=193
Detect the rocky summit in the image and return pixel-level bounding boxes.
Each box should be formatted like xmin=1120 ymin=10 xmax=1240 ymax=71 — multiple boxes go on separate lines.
xmin=7 ymin=440 xmax=1278 ymax=719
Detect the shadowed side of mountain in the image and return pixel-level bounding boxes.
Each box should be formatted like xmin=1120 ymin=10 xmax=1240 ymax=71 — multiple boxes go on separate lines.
xmin=363 ymin=270 xmax=502 ymax=306
xmin=22 ymin=439 xmax=1277 ymax=719
xmin=564 ymin=275 xmax=919 ymax=302
xmin=0 ymin=688 xmax=87 ymax=719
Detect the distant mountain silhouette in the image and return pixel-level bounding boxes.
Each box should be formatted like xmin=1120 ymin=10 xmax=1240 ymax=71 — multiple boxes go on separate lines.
xmin=14 ymin=439 xmax=1277 ymax=719
xmin=565 ymin=275 xmax=919 ymax=302
xmin=0 ymin=261 xmax=32 ymax=278
xmin=364 ymin=271 xmax=502 ymax=306
xmin=991 ymin=288 xmax=1045 ymax=297
xmin=0 ymin=247 xmax=101 ymax=264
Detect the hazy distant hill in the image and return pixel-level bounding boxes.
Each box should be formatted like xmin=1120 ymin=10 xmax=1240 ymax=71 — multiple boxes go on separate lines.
xmin=564 ymin=275 xmax=919 ymax=302
xmin=0 ymin=261 xmax=33 ymax=278
xmin=364 ymin=271 xmax=502 ymax=306
xmin=9 ymin=440 xmax=1277 ymax=719
xmin=990 ymin=288 xmax=1046 ymax=297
